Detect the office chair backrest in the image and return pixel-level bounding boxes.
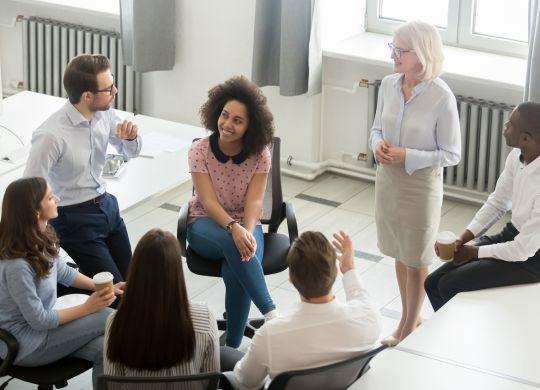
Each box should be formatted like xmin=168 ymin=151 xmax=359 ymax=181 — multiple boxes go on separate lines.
xmin=97 ymin=372 xmax=221 ymax=390
xmin=262 ymin=137 xmax=283 ymax=226
xmin=267 ymin=345 xmax=387 ymax=390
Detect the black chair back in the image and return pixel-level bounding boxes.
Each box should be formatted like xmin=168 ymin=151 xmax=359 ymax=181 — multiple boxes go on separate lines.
xmin=267 ymin=345 xmax=387 ymax=390
xmin=97 ymin=372 xmax=221 ymax=390
xmin=0 ymin=328 xmax=92 ymax=390
xmin=177 ymin=136 xmax=297 ymax=277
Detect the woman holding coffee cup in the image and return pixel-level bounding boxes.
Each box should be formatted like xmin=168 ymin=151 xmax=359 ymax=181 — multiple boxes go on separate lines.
xmin=0 ymin=177 xmax=124 ymax=389
xmin=186 ymin=76 xmax=278 ymax=349
xmin=369 ymin=21 xmax=461 ymax=345
xmin=104 ymin=229 xmax=220 ymax=376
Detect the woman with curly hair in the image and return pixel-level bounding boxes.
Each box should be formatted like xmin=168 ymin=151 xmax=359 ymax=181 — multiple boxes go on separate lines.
xmin=187 ymin=76 xmax=278 ymax=348
xmin=0 ymin=177 xmax=122 ymax=389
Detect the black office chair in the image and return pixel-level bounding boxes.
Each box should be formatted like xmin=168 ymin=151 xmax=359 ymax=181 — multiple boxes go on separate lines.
xmin=97 ymin=372 xmax=221 ymax=390
xmin=0 ymin=328 xmax=92 ymax=390
xmin=266 ymin=345 xmax=388 ymax=390
xmin=177 ymin=137 xmax=298 ymax=339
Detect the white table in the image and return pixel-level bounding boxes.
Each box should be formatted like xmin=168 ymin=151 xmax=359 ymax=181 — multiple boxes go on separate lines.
xmin=396 ymin=283 xmax=540 ymax=387
xmin=0 ymin=92 xmax=206 ymax=213
xmin=108 ymin=114 xmax=206 ymax=211
xmin=349 ymin=348 xmax=538 ymax=390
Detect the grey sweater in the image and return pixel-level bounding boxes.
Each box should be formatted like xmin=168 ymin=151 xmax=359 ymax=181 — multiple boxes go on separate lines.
xmin=0 ymin=256 xmax=77 ymax=362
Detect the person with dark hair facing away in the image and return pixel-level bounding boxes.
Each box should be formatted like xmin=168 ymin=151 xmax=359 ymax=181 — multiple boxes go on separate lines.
xmin=104 ymin=228 xmax=219 ymax=376
xmin=0 ymin=177 xmax=123 ymax=389
xmin=24 ymin=54 xmax=142 ymax=284
xmin=425 ymin=101 xmax=540 ymax=311
xmin=186 ymin=76 xmax=278 ymax=349
xmin=225 ymin=230 xmax=381 ymax=390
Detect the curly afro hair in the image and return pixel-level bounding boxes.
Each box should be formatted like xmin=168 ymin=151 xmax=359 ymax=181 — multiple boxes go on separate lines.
xmin=199 ymin=76 xmax=274 ymax=156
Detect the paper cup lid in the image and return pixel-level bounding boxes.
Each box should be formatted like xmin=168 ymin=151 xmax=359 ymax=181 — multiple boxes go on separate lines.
xmin=437 ymin=231 xmax=456 ymax=244
xmin=93 ymin=271 xmax=113 ymax=283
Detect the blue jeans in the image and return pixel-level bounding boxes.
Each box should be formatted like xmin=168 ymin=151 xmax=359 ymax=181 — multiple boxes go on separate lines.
xmin=51 ymin=193 xmax=132 ymax=283
xmin=17 ymin=308 xmax=113 ymax=389
xmin=187 ymin=217 xmax=275 ymax=348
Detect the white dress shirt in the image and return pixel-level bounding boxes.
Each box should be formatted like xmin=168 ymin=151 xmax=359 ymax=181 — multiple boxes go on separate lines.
xmin=231 ymin=270 xmax=382 ymax=390
xmin=369 ymin=73 xmax=461 ymax=175
xmin=467 ymin=148 xmax=540 ymax=262
xmin=24 ymin=102 xmax=141 ymax=206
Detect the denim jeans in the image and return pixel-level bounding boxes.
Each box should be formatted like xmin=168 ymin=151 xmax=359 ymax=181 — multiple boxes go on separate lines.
xmin=17 ymin=308 xmax=113 ymax=389
xmin=187 ymin=217 xmax=275 ymax=348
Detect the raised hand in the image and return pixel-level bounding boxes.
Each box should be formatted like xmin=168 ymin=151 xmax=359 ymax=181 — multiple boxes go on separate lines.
xmin=116 ymin=120 xmax=138 ymax=140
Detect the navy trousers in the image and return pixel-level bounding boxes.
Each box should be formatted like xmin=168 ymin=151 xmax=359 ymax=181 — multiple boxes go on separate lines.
xmin=51 ymin=193 xmax=132 ymax=283
xmin=425 ymin=222 xmax=540 ymax=311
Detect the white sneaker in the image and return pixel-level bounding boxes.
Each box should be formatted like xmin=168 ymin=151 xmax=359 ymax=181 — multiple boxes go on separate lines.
xmin=264 ymin=309 xmax=280 ymax=322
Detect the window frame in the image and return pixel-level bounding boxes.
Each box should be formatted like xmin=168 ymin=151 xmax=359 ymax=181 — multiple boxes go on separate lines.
xmin=366 ymin=0 xmax=528 ymax=58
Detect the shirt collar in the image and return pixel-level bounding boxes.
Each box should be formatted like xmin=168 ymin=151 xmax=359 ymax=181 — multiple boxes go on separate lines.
xmin=63 ymin=101 xmax=104 ymax=126
xmin=393 ymin=74 xmax=430 ymax=96
xmin=209 ymin=132 xmax=247 ymax=164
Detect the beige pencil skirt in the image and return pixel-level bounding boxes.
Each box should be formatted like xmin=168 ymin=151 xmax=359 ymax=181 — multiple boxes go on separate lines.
xmin=375 ymin=164 xmax=443 ymax=267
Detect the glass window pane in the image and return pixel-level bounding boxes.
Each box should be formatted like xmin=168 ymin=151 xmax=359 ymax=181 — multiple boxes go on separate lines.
xmin=474 ymin=0 xmax=528 ymax=43
xmin=380 ymin=0 xmax=449 ymax=28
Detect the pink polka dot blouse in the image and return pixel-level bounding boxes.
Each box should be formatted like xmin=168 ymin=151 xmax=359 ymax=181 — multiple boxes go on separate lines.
xmin=187 ymin=135 xmax=271 ymax=224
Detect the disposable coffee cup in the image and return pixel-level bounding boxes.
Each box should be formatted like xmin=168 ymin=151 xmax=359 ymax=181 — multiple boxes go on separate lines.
xmin=436 ymin=231 xmax=457 ymax=262
xmin=93 ymin=271 xmax=114 ymax=293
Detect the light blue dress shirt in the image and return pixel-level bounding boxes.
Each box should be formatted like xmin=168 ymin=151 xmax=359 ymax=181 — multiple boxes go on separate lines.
xmin=0 ymin=256 xmax=77 ymax=363
xmin=369 ymin=73 xmax=461 ymax=175
xmin=24 ymin=102 xmax=141 ymax=206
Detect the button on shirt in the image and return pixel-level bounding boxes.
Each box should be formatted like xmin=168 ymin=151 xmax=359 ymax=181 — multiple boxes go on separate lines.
xmin=369 ymin=73 xmax=461 ymax=175
xmin=467 ymin=148 xmax=540 ymax=262
xmin=24 ymin=102 xmax=141 ymax=206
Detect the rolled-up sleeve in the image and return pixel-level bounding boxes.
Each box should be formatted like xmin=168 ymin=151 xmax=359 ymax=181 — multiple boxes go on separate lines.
xmin=107 ymin=110 xmax=142 ymax=158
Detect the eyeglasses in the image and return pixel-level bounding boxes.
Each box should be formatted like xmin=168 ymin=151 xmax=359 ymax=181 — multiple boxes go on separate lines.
xmin=93 ymin=75 xmax=116 ymax=96
xmin=388 ymin=43 xmax=415 ymax=59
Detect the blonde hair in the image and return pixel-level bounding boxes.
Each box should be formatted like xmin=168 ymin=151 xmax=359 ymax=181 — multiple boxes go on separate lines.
xmin=394 ymin=21 xmax=444 ymax=80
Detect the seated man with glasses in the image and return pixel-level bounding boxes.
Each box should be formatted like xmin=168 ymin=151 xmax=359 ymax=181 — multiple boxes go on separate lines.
xmin=24 ymin=54 xmax=141 ymax=288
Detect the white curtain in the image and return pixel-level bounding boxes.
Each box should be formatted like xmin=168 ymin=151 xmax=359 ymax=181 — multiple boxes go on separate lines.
xmin=252 ymin=0 xmax=321 ymax=96
xmin=525 ymin=0 xmax=540 ymax=101
xmin=120 ymin=0 xmax=176 ymax=72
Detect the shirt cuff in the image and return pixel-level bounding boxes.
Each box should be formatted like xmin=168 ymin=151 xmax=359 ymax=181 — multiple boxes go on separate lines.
xmin=342 ymin=269 xmax=362 ymax=288
xmin=477 ymin=245 xmax=493 ymax=259
xmin=466 ymin=221 xmax=484 ymax=237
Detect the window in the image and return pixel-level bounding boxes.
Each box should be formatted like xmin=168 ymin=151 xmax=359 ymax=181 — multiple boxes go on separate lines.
xmin=366 ymin=0 xmax=528 ymax=57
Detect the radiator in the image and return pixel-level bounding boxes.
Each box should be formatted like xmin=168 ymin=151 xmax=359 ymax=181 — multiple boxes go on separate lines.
xmin=21 ymin=16 xmax=141 ymax=113
xmin=366 ymin=81 xmax=514 ymax=200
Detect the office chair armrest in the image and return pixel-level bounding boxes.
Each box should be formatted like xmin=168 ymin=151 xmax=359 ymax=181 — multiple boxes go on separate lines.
xmin=0 ymin=329 xmax=19 ymax=376
xmin=177 ymin=205 xmax=189 ymax=257
xmin=284 ymin=201 xmax=298 ymax=245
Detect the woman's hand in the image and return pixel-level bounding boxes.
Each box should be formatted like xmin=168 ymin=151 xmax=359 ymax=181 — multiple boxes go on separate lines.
xmin=375 ymin=141 xmax=393 ymax=165
xmin=386 ymin=145 xmax=406 ymax=164
xmin=113 ymin=282 xmax=126 ymax=296
xmin=83 ymin=288 xmax=116 ymax=314
xmin=231 ymin=224 xmax=257 ymax=261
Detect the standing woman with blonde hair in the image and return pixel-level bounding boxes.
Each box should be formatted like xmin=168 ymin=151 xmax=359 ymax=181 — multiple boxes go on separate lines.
xmin=369 ymin=21 xmax=461 ymax=345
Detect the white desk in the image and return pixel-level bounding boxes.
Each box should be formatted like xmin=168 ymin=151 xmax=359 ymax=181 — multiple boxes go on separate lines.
xmin=108 ymin=114 xmax=206 ymax=211
xmin=396 ymin=283 xmax=540 ymax=387
xmin=349 ymin=348 xmax=538 ymax=390
xmin=0 ymin=92 xmax=206 ymax=213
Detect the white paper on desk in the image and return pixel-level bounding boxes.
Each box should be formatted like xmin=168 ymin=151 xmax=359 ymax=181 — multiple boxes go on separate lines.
xmin=139 ymin=132 xmax=191 ymax=158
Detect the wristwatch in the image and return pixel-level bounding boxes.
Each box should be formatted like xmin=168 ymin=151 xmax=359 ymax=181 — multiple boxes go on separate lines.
xmin=226 ymin=220 xmax=238 ymax=233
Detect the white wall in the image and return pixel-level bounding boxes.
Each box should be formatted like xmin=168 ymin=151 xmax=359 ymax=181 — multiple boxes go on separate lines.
xmin=0 ymin=0 xmax=321 ymax=162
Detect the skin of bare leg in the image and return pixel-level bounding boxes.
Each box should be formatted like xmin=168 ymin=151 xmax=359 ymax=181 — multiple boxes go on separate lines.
xmin=393 ymin=259 xmax=409 ymax=338
xmin=400 ymin=265 xmax=429 ymax=340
